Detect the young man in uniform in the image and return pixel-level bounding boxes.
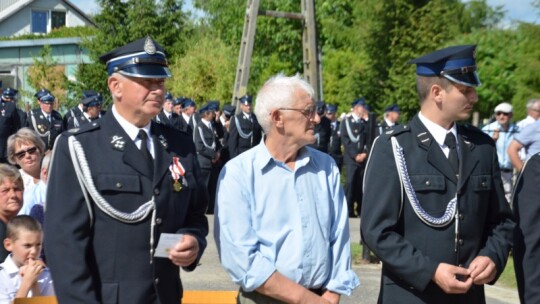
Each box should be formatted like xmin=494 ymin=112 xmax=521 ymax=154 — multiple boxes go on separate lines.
xmin=361 ymin=45 xmax=514 ymax=303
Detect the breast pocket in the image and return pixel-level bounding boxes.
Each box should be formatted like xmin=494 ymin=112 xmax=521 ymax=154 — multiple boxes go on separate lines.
xmin=470 ymin=175 xmax=492 ymax=192
xmin=409 ymin=175 xmax=446 ymax=192
xmin=97 ymin=174 xmax=141 ymax=193
xmin=409 ymin=174 xmax=447 ymax=214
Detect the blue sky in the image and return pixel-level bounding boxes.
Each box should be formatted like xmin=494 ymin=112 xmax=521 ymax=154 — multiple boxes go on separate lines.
xmin=70 ymin=0 xmax=538 ymax=25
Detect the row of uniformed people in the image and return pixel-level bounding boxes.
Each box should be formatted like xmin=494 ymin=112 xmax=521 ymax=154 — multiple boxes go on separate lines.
xmin=153 ymin=93 xmax=263 ymax=214
xmin=0 ymin=88 xmax=105 ymax=160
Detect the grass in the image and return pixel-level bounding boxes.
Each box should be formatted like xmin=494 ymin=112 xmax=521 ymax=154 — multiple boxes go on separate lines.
xmin=351 ymin=243 xmax=517 ymax=290
xmin=498 ymin=255 xmax=517 ymax=289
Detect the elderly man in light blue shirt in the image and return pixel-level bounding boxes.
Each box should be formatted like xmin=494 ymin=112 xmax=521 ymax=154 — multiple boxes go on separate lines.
xmin=509 ymin=119 xmax=540 ymax=172
xmin=215 ymin=73 xmax=359 ymax=304
xmin=481 ymin=102 xmax=519 ymax=202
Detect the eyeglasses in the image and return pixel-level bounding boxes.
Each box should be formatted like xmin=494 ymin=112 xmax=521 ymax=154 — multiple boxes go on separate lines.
xmin=496 ymin=112 xmax=510 ymax=116
xmin=278 ymin=106 xmax=317 ymax=119
xmin=14 ymin=147 xmax=38 ymax=160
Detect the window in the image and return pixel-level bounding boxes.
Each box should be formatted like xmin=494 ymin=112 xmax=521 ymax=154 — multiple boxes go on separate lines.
xmin=51 ymin=11 xmax=66 ymax=30
xmin=31 ymin=11 xmax=47 ymax=33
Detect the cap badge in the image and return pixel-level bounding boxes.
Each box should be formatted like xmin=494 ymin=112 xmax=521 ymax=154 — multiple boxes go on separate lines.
xmin=144 ymin=37 xmax=156 ymax=55
xmin=111 ymin=135 xmax=126 ymax=151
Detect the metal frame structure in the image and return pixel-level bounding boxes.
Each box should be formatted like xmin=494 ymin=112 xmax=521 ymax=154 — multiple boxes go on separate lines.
xmin=231 ymin=0 xmax=320 ymax=106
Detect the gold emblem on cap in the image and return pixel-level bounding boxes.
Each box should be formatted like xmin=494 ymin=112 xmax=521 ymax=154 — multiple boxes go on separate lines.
xmin=144 ymin=37 xmax=156 ymax=55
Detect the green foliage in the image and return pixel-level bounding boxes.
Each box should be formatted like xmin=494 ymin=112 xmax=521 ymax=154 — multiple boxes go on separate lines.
xmin=168 ymin=33 xmax=237 ymax=107
xmin=75 ymin=0 xmax=192 ymax=107
xmin=0 ymin=26 xmax=98 ymax=41
xmin=451 ymin=28 xmax=521 ymax=121
xmin=26 ymin=45 xmax=74 ymax=109
xmin=512 ymin=22 xmax=540 ymax=120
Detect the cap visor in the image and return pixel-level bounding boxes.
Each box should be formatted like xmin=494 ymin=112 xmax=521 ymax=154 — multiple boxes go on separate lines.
xmin=444 ymin=71 xmax=481 ymax=87
xmin=118 ymin=65 xmax=172 ymax=78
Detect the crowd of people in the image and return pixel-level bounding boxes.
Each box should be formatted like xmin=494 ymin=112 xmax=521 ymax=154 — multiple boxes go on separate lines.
xmin=0 ymin=36 xmax=538 ymax=304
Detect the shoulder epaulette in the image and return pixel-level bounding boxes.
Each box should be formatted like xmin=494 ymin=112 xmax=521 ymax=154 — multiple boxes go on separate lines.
xmin=382 ymin=124 xmax=410 ymax=137
xmin=68 ymin=121 xmax=100 ymax=135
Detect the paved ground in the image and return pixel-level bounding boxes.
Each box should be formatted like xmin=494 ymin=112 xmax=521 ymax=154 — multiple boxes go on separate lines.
xmin=182 ymin=216 xmax=519 ymax=303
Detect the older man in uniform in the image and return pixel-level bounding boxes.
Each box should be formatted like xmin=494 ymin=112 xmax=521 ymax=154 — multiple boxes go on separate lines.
xmin=361 ymin=45 xmax=514 ymax=303
xmin=228 ymin=95 xmax=262 ymax=158
xmin=0 ymin=89 xmax=21 ymax=163
xmin=27 ymin=89 xmax=64 ymax=151
xmin=513 ymin=152 xmax=540 ymax=304
xmin=44 ymin=36 xmax=208 ymax=304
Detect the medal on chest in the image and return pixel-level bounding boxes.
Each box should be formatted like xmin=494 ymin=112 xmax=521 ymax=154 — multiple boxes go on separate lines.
xmin=169 ymin=157 xmax=186 ymax=192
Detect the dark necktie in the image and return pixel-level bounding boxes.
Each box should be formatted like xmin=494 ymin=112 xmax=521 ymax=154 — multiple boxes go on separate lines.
xmin=138 ymin=130 xmax=154 ymax=173
xmin=444 ymin=132 xmax=459 ymax=175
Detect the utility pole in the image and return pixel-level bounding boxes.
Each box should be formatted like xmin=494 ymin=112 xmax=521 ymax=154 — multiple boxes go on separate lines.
xmin=231 ymin=0 xmax=320 ymax=107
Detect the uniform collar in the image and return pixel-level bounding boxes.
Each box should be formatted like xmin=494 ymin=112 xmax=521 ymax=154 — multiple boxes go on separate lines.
xmin=111 ymin=105 xmax=151 ymax=142
xmin=418 ymin=111 xmax=457 ymax=147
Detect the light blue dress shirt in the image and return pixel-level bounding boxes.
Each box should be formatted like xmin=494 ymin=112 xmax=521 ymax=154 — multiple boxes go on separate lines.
xmin=214 ymin=140 xmax=359 ymax=295
xmin=515 ymin=119 xmax=540 ymax=159
xmin=482 ymin=121 xmax=519 ymax=170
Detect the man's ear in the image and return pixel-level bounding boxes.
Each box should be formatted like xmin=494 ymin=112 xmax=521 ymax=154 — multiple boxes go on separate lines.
xmin=431 ymin=84 xmax=445 ymax=104
xmin=108 ymin=75 xmax=122 ymax=99
xmin=271 ymin=109 xmax=284 ymax=128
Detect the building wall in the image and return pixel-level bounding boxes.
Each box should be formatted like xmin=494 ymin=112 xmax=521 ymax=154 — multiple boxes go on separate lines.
xmin=0 ymin=38 xmax=92 ymax=105
xmin=0 ymin=0 xmax=93 ymax=37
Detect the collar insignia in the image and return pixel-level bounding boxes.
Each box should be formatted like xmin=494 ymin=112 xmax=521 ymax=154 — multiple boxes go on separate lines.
xmin=111 ymin=135 xmax=126 ymax=151
xmin=158 ymin=135 xmax=168 ymax=148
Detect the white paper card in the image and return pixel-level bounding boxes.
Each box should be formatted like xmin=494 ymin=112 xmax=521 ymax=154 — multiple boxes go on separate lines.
xmin=154 ymin=233 xmax=184 ymax=258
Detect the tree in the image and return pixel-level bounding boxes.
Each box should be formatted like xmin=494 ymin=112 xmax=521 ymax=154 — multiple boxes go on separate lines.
xmin=75 ymin=0 xmax=192 ymax=108
xmin=27 ymin=45 xmax=73 ymax=111
xmin=168 ymin=33 xmax=237 ymax=106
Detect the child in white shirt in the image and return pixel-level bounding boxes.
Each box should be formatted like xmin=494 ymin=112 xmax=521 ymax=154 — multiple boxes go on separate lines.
xmin=0 ymin=215 xmax=54 ymax=303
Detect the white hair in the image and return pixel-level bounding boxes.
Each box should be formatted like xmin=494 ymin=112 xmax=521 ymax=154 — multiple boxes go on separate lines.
xmin=253 ymin=73 xmax=315 ymax=133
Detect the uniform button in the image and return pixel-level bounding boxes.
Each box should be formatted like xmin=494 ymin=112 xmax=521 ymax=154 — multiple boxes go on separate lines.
xmin=154 ymin=188 xmax=160 ymax=196
xmin=116 ymin=182 xmax=122 ymax=188
xmin=154 ymin=278 xmax=159 ymax=284
xmin=459 ymin=214 xmax=464 ymax=220
xmin=459 ymin=239 xmax=464 ymax=246
xmin=155 ymin=218 xmax=162 ymax=225
xmin=425 ymin=180 xmax=431 ymax=186
xmin=481 ymin=182 xmax=486 ymax=187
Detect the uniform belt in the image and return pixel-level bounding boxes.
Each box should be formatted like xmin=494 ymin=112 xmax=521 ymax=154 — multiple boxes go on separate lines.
xmin=501 ymin=168 xmax=513 ymax=172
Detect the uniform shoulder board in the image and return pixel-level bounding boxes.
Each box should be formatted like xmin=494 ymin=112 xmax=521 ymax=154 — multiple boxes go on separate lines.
xmin=382 ymin=124 xmax=410 ymax=138
xmin=69 ymin=121 xmax=100 ymax=135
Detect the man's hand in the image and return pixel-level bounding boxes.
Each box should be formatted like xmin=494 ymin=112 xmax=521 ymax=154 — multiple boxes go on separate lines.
xmin=168 ymin=234 xmax=199 ymax=267
xmin=468 ymin=256 xmax=497 ymax=285
xmin=355 ymin=153 xmax=367 ymax=163
xmin=321 ymin=290 xmax=340 ymax=304
xmin=492 ymin=129 xmax=500 ymax=141
xmin=432 ymin=263 xmax=473 ymax=294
